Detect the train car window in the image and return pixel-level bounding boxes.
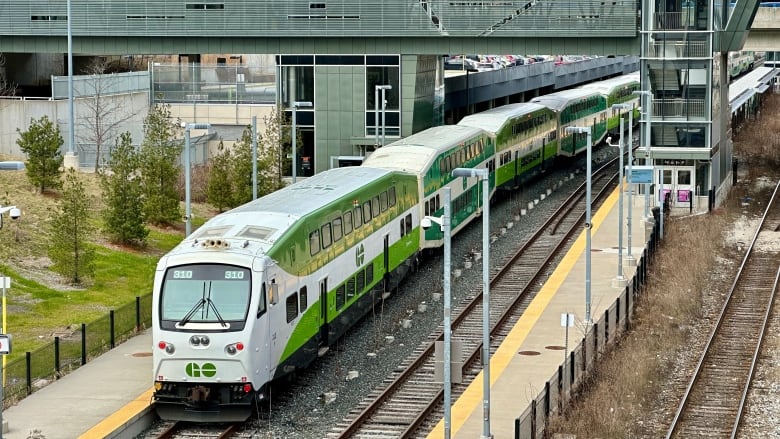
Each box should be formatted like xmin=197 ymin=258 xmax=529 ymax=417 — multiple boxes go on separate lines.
xmin=309 ymin=230 xmax=321 ymax=256
xmin=343 ymin=211 xmax=353 ymax=234
xmin=257 ymin=283 xmax=268 ymax=318
xmin=424 ymin=200 xmax=430 ymax=216
xmin=379 ymin=191 xmax=388 ymax=212
xmin=357 ymin=270 xmax=366 ymax=293
xmin=269 ymin=279 xmax=279 ymax=305
xmin=321 ymin=223 xmax=333 ymax=249
xmin=365 ymin=264 xmax=374 ymax=286
xmin=372 ymin=196 xmax=380 ymax=216
xmin=333 ymin=217 xmax=343 ymax=241
xmin=400 ymin=219 xmax=406 ymax=236
xmin=362 ymin=201 xmax=372 ymax=224
xmin=405 ymin=214 xmax=412 ymax=232
xmin=347 ymin=278 xmax=356 ymax=300
xmin=299 ymin=286 xmax=308 ymax=312
xmin=336 ymin=285 xmax=346 ymax=309
xmin=286 ymin=293 xmax=299 ymax=323
xmin=353 ymin=207 xmax=363 ymax=228
xmin=388 ymin=186 xmax=396 ymax=207
xmin=435 ymin=194 xmax=440 ymax=212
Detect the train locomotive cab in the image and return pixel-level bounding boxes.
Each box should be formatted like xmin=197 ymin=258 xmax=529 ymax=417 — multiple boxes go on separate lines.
xmin=153 ymin=261 xmax=267 ymax=422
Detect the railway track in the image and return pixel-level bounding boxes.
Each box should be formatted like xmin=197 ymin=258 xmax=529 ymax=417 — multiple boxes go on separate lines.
xmin=665 ymin=181 xmax=780 ymax=438
xmin=327 ymin=158 xmax=621 ymax=438
xmin=153 ymin=421 xmax=243 ymax=438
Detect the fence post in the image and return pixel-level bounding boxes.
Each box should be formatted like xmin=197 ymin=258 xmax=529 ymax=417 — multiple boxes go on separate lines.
xmin=557 ymin=364 xmax=563 ymax=412
xmin=544 ymin=381 xmax=550 ymax=419
xmin=569 ymin=351 xmax=575 ymax=390
xmin=55 ymin=336 xmax=61 ymax=379
xmin=110 ymin=310 xmax=116 ymax=349
xmin=625 ymin=287 xmax=631 ymax=331
xmin=26 ymin=352 xmax=32 ymax=395
xmin=135 ymin=296 xmax=141 ymax=332
xmin=605 ymin=308 xmax=610 ymax=343
xmin=81 ymin=323 xmax=87 ymax=366
xmin=531 ymin=399 xmax=537 ymax=439
xmin=593 ymin=322 xmax=599 ymax=361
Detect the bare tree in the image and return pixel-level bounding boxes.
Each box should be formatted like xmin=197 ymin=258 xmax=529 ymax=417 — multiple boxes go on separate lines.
xmin=77 ymin=58 xmax=140 ymax=173
xmin=0 ymin=53 xmax=18 ymax=97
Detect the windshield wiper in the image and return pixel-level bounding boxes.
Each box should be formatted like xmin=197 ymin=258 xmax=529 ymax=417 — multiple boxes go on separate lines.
xmin=178 ymin=297 xmax=206 ymax=326
xmin=204 ymin=282 xmax=228 ymax=328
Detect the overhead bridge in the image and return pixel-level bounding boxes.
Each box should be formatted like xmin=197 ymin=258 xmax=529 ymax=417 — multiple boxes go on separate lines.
xmin=745 ymin=5 xmax=780 ymax=50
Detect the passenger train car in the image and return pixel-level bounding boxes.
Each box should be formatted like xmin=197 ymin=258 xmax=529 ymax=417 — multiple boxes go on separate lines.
xmin=152 ymin=71 xmax=641 ymax=422
xmin=153 ymin=167 xmax=420 ymax=421
xmin=361 ymin=125 xmax=494 ymax=249
xmin=579 ymin=72 xmax=641 ymax=133
xmin=457 ymin=103 xmax=558 ymax=190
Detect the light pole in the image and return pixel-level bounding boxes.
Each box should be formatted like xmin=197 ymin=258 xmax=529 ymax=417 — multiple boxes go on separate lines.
xmin=605 ymin=118 xmax=626 ymax=288
xmin=0 ymin=204 xmax=21 ymax=439
xmin=423 ymin=187 xmax=452 ymax=439
xmin=452 ymin=167 xmax=492 ymax=439
xmin=611 ymin=104 xmax=636 ymax=266
xmin=183 ymin=123 xmax=211 ymax=237
xmin=375 ymin=85 xmax=392 ymax=146
xmin=291 ymin=101 xmax=312 ymax=183
xmin=626 ymin=106 xmax=635 ymax=265
xmin=252 ymin=115 xmax=258 ymax=200
xmin=65 ymin=0 xmax=77 ymax=169
xmin=633 ymin=90 xmax=653 ymax=220
xmin=565 ymin=126 xmax=593 ymax=324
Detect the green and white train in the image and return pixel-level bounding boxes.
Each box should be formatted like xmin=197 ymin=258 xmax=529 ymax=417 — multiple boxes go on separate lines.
xmin=151 ymin=72 xmax=640 ymax=422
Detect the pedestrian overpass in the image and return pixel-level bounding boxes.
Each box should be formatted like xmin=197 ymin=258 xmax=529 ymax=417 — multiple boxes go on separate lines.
xmin=0 ymin=0 xmax=776 ymax=213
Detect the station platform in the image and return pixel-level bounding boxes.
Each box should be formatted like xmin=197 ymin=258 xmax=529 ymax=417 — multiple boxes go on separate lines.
xmin=2 ymin=330 xmax=154 ymax=439
xmin=427 ymin=185 xmax=653 ymax=439
xmin=2 ymin=185 xmax=654 ymax=439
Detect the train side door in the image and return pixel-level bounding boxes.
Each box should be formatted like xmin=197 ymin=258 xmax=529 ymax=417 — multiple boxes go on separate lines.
xmin=318 ymin=278 xmax=329 ymax=353
xmin=383 ymin=234 xmax=389 ymax=292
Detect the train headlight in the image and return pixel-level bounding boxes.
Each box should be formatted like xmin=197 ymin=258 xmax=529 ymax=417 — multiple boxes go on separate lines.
xmin=225 ymin=342 xmax=244 ymax=356
xmin=189 ymin=335 xmax=210 ymax=347
xmin=158 ymin=341 xmax=175 ymax=354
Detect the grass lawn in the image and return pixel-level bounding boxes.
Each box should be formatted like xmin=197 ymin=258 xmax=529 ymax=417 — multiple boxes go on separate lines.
xmin=0 ymin=163 xmax=212 ymax=362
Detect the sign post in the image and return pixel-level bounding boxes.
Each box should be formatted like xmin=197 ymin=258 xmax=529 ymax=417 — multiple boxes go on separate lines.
xmin=0 ymin=276 xmax=11 ymax=438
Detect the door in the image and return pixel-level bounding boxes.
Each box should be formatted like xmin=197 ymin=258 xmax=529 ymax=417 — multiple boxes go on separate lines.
xmin=383 ymin=234 xmax=390 ymax=292
xmin=319 ymin=278 xmax=328 ymax=347
xmin=657 ymin=167 xmax=695 ymax=209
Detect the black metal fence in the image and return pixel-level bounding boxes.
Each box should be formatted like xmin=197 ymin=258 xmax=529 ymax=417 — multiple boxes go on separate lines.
xmin=514 ymin=214 xmax=662 ymax=438
xmin=2 ymin=294 xmax=152 ymax=407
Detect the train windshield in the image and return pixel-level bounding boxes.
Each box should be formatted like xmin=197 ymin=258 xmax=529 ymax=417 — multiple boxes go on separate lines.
xmin=160 ymin=264 xmax=251 ymax=330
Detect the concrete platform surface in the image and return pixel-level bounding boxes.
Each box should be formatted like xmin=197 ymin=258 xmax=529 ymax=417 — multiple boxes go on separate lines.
xmin=2 ymin=330 xmax=152 ymax=439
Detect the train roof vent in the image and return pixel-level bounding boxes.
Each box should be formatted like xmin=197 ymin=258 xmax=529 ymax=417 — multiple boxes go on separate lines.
xmin=238 ymin=225 xmax=276 ymax=241
xmin=191 ymin=225 xmax=233 ymax=241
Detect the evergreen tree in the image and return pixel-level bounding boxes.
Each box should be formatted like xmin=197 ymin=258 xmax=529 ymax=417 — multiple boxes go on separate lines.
xmin=49 ymin=168 xmax=95 ymax=285
xmin=231 ymin=127 xmax=256 ymax=205
xmin=101 ymin=132 xmax=148 ymax=246
xmin=206 ymin=140 xmax=234 ymax=212
xmin=16 ymin=115 xmax=64 ymax=193
xmin=139 ymin=104 xmax=182 ymax=226
xmin=258 ymin=104 xmax=290 ymax=193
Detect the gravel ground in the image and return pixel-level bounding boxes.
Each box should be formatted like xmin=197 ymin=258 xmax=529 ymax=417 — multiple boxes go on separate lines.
xmin=576 ymin=163 xmax=780 ymax=439
xmin=136 ymin=146 xmax=616 ymax=439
